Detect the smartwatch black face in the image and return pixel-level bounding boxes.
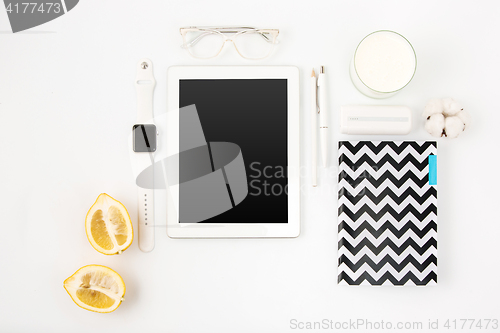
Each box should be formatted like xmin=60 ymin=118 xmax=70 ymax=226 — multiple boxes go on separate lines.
xmin=133 ymin=124 xmax=157 ymax=152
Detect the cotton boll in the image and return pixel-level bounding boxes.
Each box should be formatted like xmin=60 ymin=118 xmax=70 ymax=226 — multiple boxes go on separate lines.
xmin=441 ymin=98 xmax=454 ymax=113
xmin=423 ymin=98 xmax=444 ymax=119
xmin=423 ymin=97 xmax=470 ymax=139
xmin=442 ymin=97 xmax=463 ymax=116
xmin=456 ymin=110 xmax=470 ymax=128
xmin=425 ymin=113 xmax=445 ymax=137
xmin=444 ymin=116 xmax=465 ymax=138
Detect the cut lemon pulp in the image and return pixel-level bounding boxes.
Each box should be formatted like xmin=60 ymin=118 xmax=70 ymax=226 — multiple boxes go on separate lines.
xmin=64 ymin=265 xmax=126 ymax=313
xmin=85 ymin=193 xmax=133 ymax=255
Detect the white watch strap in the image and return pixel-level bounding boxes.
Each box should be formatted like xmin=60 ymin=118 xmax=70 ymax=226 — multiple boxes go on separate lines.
xmin=138 ymin=187 xmax=155 ymax=252
xmin=135 ymin=59 xmax=156 ymax=123
xmin=136 ymin=152 xmax=155 ymax=253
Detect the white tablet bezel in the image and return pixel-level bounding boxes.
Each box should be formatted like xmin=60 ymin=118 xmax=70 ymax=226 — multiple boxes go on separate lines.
xmin=165 ymin=66 xmax=300 ymax=238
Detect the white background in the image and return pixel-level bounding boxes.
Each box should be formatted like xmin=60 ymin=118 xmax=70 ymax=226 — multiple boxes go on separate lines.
xmin=0 ymin=1 xmax=499 ymax=332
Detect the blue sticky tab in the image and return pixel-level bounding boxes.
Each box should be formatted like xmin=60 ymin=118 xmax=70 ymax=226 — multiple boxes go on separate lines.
xmin=428 ymin=155 xmax=437 ymax=185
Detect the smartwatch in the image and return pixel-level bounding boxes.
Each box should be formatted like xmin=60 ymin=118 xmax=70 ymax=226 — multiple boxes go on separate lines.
xmin=133 ymin=59 xmax=157 ymax=252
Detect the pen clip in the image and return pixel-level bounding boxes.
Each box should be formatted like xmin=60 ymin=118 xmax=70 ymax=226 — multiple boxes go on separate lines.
xmin=316 ymin=85 xmax=320 ymax=114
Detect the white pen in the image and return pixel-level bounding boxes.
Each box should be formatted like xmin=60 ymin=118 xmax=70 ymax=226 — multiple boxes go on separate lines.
xmin=311 ymin=69 xmax=317 ymax=187
xmin=318 ymin=66 xmax=329 ymax=167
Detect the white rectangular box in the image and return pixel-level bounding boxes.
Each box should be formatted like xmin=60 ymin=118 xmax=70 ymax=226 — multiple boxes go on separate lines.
xmin=340 ymin=105 xmax=412 ymax=135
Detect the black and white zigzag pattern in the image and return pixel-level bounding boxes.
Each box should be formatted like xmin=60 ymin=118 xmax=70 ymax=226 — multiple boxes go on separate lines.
xmin=338 ymin=141 xmax=437 ymax=286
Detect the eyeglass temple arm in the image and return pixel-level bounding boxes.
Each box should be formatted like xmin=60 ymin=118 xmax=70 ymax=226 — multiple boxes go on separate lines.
xmin=181 ymin=30 xmax=276 ymax=48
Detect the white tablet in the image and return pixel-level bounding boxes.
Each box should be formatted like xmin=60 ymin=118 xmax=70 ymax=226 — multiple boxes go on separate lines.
xmin=165 ymin=66 xmax=300 ymax=238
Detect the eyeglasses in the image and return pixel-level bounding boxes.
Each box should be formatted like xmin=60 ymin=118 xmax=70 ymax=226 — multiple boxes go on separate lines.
xmin=180 ymin=26 xmax=279 ymax=60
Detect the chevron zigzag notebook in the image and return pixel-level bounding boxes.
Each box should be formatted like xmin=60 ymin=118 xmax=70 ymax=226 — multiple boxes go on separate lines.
xmin=338 ymin=141 xmax=438 ymax=286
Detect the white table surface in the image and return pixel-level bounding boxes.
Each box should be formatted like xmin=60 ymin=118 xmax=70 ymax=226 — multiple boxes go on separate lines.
xmin=1 ymin=1 xmax=499 ymax=332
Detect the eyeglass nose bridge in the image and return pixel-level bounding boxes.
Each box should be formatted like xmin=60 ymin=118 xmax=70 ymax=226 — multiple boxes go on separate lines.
xmin=218 ymin=38 xmax=235 ymax=55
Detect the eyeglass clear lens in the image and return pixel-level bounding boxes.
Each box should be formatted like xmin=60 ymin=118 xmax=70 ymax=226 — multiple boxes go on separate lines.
xmin=184 ymin=31 xmax=224 ymax=58
xmin=234 ymin=31 xmax=275 ymax=59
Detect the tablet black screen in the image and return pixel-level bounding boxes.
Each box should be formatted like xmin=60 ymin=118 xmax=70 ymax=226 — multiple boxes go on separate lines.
xmin=179 ymin=79 xmax=288 ymax=223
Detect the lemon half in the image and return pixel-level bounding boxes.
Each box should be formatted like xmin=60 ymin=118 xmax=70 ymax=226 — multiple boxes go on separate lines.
xmin=85 ymin=193 xmax=133 ymax=255
xmin=63 ymin=265 xmax=126 ymax=313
